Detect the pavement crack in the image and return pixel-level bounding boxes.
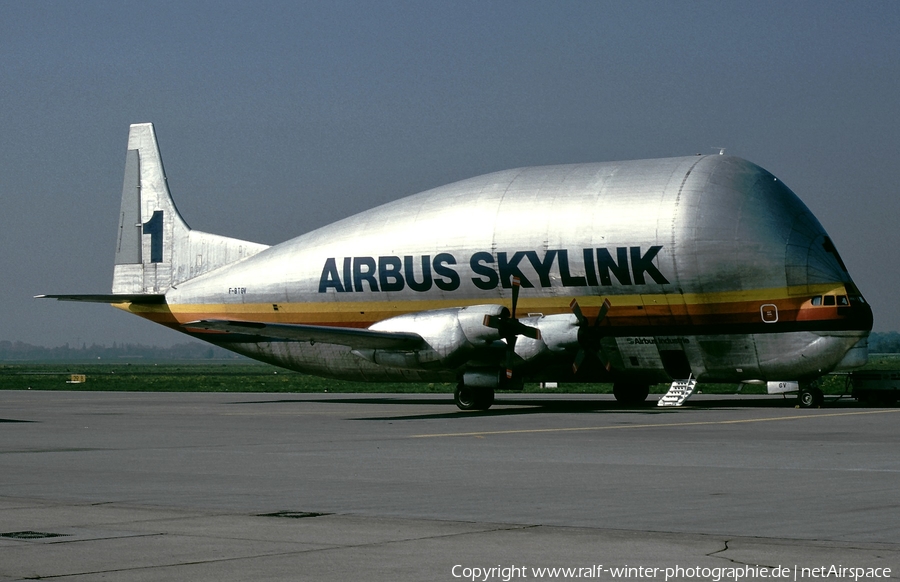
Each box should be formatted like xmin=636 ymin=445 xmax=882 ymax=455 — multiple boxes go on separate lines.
xmin=13 ymin=523 xmax=540 ymax=580
xmin=707 ymin=539 xmax=731 ymax=560
xmin=707 ymin=539 xmax=781 ymax=569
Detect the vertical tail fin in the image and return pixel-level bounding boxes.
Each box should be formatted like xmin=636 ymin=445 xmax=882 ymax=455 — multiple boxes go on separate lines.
xmin=112 ymin=123 xmax=188 ymax=293
xmin=112 ymin=123 xmax=268 ymax=294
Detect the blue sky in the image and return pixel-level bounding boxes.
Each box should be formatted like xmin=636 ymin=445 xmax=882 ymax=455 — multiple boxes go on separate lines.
xmin=3 ymin=1 xmax=899 ymax=346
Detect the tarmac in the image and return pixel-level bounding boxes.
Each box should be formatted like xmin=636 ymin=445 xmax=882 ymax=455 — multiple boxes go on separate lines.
xmin=1 ymin=390 xmax=898 ymax=581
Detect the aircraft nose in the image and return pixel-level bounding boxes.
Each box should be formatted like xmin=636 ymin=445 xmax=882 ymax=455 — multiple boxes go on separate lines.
xmin=846 ymin=292 xmax=874 ymax=331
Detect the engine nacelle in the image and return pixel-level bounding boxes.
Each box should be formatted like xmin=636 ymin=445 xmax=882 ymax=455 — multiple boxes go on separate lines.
xmin=354 ymin=306 xmax=584 ymax=374
xmin=355 ymin=305 xmax=508 ymax=369
xmin=512 ymin=313 xmax=581 ymax=362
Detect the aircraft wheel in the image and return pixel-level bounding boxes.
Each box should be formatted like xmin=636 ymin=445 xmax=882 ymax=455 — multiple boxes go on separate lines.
xmin=613 ymin=383 xmax=650 ymax=405
xmin=797 ymin=386 xmax=824 ymax=408
xmin=454 ymin=385 xmax=494 ymax=411
xmin=474 ymin=388 xmax=495 ymax=410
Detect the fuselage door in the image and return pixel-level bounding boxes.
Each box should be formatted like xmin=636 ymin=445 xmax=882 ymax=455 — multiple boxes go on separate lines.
xmin=658 ymin=348 xmax=692 ymax=379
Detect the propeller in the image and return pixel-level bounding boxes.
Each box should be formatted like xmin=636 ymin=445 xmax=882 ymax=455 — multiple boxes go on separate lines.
xmin=483 ymin=276 xmax=542 ymax=379
xmin=570 ymin=297 xmax=612 ymax=374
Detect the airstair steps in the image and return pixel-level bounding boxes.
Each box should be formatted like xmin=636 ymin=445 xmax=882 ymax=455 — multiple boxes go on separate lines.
xmin=657 ymin=377 xmax=697 ymax=407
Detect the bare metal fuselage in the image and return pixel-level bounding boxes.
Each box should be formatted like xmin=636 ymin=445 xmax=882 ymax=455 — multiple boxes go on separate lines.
xmin=108 ymin=137 xmax=870 ymax=386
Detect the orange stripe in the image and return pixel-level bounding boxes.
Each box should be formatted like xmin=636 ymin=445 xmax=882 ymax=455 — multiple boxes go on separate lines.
xmin=115 ymin=283 xmax=856 ymax=331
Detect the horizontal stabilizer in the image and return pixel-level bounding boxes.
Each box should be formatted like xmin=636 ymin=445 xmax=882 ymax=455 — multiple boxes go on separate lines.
xmin=36 ymin=294 xmax=167 ymax=304
xmin=184 ymin=320 xmax=426 ymax=350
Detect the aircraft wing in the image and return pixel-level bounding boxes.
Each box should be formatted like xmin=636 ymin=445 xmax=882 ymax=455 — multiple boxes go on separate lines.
xmin=36 ymin=294 xmax=167 ymax=304
xmin=183 ymin=320 xmax=427 ymax=351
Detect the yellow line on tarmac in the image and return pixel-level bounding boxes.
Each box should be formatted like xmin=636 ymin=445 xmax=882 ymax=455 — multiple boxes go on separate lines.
xmin=409 ymin=408 xmax=900 ymax=439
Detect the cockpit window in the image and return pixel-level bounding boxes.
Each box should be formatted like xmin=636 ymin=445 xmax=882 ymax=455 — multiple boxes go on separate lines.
xmin=811 ymin=296 xmax=822 ymax=306
xmin=824 ymin=295 xmax=836 ymax=306
xmin=837 ymin=295 xmax=849 ymax=306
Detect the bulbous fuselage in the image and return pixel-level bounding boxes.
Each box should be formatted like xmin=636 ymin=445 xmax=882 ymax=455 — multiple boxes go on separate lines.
xmin=160 ymin=155 xmax=871 ymax=384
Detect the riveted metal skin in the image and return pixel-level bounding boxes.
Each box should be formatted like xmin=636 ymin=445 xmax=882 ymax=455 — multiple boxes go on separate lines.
xmin=76 ymin=125 xmax=875 ymax=386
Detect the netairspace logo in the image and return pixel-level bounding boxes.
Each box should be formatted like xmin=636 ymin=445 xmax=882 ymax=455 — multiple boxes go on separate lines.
xmin=450 ymin=564 xmax=893 ymax=581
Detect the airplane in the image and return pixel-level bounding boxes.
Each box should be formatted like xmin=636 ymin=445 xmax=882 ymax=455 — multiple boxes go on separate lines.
xmin=40 ymin=123 xmax=873 ymax=410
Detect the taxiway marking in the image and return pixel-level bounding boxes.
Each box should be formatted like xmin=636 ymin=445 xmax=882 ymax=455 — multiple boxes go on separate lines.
xmin=410 ymin=408 xmax=900 ymax=438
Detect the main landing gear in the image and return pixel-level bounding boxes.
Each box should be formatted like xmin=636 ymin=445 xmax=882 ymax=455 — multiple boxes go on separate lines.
xmin=453 ymin=379 xmax=654 ymax=410
xmin=612 ymin=382 xmax=650 ymax=406
xmin=454 ymin=384 xmax=495 ymax=411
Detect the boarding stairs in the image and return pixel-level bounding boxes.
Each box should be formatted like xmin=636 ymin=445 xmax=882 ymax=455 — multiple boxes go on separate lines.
xmin=657 ymin=376 xmax=697 ymax=407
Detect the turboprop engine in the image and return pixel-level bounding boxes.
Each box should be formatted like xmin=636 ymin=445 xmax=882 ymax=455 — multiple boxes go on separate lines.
xmin=352 ymin=305 xmax=510 ymax=370
xmin=353 ymin=305 xmax=584 ymax=379
xmin=509 ymin=314 xmax=581 ymax=363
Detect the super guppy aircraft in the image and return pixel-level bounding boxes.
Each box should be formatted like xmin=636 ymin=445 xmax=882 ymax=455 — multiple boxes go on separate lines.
xmin=41 ymin=123 xmax=873 ymax=409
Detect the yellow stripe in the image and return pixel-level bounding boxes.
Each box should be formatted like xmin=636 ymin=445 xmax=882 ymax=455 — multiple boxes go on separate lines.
xmin=161 ymin=283 xmax=845 ymax=317
xmin=409 ymin=408 xmax=900 ymax=439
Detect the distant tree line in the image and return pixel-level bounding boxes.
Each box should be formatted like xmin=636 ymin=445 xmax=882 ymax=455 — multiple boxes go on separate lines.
xmin=0 ymin=341 xmax=247 ymax=362
xmin=868 ymin=332 xmax=900 ymax=354
xmin=3 ymin=332 xmax=898 ymax=362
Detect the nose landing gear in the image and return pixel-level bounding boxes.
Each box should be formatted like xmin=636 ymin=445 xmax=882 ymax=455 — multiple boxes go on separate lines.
xmin=797 ymin=384 xmax=824 ymax=408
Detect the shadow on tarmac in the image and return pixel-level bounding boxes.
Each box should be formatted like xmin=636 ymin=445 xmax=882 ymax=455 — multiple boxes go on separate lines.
xmin=227 ymin=393 xmax=879 ymax=421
